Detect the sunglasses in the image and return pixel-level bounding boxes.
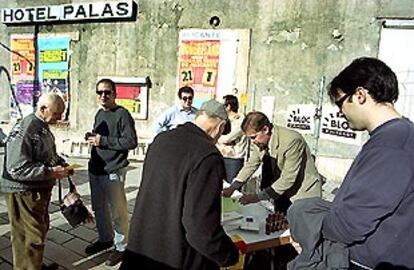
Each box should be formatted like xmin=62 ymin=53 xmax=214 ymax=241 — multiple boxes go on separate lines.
xmin=182 ymin=96 xmax=193 ymax=102
xmin=96 ymin=90 xmax=113 ymax=96
xmin=335 ymin=93 xmax=353 ymax=108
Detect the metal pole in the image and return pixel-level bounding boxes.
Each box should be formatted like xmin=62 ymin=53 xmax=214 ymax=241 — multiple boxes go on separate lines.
xmin=33 ymin=24 xmax=39 ymax=112
xmin=312 ymin=76 xmax=325 ymax=156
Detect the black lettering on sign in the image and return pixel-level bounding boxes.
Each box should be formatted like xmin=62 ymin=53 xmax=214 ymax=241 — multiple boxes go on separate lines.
xmin=13 ymin=62 xmax=21 ymax=72
xmin=63 ymin=5 xmax=74 ymax=19
xmin=102 ymin=3 xmax=114 ymax=17
xmin=181 ymin=70 xmax=193 ymax=82
xmin=47 ymin=6 xmax=57 ymax=19
xmin=75 ymin=5 xmax=87 ymax=18
xmin=88 ymin=3 xmax=99 ymax=17
xmin=26 ymin=8 xmax=35 ymax=20
xmin=36 ymin=7 xmax=46 ymax=20
xmin=117 ymin=2 xmax=129 ymax=16
xmin=28 ymin=62 xmax=34 ymax=72
xmin=14 ymin=9 xmax=24 ymax=21
xmin=205 ymin=71 xmax=212 ymax=82
xmin=2 ymin=9 xmax=13 ymax=22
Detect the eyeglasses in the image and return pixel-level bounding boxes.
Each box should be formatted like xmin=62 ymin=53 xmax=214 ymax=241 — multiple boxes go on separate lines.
xmin=335 ymin=93 xmax=353 ymax=108
xmin=96 ymin=90 xmax=113 ymax=96
xmin=182 ymin=96 xmax=193 ymax=102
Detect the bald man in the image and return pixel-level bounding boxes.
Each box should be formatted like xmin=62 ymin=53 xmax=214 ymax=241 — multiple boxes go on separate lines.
xmin=1 ymin=93 xmax=72 ymax=270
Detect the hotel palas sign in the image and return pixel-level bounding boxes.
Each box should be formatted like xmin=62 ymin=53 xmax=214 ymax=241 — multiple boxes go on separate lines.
xmin=1 ymin=1 xmax=135 ymax=24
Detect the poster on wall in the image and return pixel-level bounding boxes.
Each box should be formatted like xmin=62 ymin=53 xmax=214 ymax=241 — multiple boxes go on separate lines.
xmin=320 ymin=105 xmax=363 ymax=145
xmin=10 ymin=34 xmax=36 ymax=118
xmin=99 ymin=76 xmax=149 ymax=120
xmin=177 ymin=29 xmax=239 ymax=108
xmin=9 ymin=34 xmax=71 ymax=121
xmin=38 ymin=35 xmax=71 ymax=121
xmin=286 ymin=104 xmax=316 ymax=134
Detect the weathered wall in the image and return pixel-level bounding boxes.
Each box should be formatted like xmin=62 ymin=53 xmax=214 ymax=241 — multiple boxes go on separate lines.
xmin=1 ymin=0 xmax=414 ymax=179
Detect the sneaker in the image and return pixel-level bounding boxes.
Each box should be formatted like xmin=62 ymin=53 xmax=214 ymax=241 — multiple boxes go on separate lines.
xmin=85 ymin=240 xmax=114 ymax=255
xmin=41 ymin=262 xmax=59 ymax=270
xmin=105 ymin=250 xmax=124 ymax=266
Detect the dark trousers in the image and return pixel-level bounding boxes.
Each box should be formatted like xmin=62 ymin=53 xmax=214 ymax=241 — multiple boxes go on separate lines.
xmin=223 ymin=158 xmax=244 ymax=183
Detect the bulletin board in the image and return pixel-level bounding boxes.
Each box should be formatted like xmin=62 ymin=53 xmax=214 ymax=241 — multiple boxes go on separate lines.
xmin=98 ymin=76 xmax=149 ymax=120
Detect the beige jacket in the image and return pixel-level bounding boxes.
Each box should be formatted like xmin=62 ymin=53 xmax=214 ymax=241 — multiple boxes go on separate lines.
xmin=217 ymin=113 xmax=247 ymax=159
xmin=235 ymin=125 xmax=322 ymax=201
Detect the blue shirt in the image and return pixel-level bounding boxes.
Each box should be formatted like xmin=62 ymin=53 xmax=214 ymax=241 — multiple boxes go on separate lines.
xmin=322 ymin=118 xmax=414 ymax=268
xmin=153 ymin=105 xmax=197 ymax=134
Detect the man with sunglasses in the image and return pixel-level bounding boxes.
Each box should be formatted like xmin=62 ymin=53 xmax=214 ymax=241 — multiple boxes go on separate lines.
xmin=84 ymin=78 xmax=137 ymax=266
xmin=222 ymin=111 xmax=322 ymax=212
xmin=287 ymin=57 xmax=414 ymax=269
xmin=153 ymin=86 xmax=198 ymax=134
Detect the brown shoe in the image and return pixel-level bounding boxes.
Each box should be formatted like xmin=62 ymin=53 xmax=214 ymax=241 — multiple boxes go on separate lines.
xmin=105 ymin=250 xmax=124 ymax=266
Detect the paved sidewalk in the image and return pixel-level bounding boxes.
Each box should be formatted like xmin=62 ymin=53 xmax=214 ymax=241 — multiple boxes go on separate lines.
xmin=0 ymin=152 xmax=143 ymax=270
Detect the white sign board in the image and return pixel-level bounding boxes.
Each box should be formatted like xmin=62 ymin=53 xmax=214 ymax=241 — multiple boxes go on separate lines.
xmin=320 ymin=105 xmax=363 ymax=145
xmin=1 ymin=1 xmax=134 ymax=24
xmin=261 ymin=96 xmax=275 ymax=122
xmin=286 ymin=104 xmax=315 ymax=134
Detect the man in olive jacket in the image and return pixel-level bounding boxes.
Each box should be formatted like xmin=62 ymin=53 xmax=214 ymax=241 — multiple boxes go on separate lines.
xmin=120 ymin=100 xmax=239 ymax=270
xmin=223 ymin=111 xmax=322 ymax=212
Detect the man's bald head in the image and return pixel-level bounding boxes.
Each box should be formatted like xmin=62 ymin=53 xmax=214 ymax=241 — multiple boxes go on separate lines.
xmin=36 ymin=93 xmax=65 ymax=124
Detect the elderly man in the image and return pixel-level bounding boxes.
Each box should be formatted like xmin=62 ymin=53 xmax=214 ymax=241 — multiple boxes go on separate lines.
xmin=153 ymin=86 xmax=198 ymax=134
xmin=121 ymin=100 xmax=239 ymax=270
xmin=1 ymin=93 xmax=72 ymax=270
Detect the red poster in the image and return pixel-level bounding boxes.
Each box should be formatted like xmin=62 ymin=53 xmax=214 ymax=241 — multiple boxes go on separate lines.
xmin=178 ymin=40 xmax=220 ymax=106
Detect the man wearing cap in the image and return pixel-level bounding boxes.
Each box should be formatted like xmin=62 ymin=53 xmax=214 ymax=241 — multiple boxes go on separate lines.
xmin=121 ymin=100 xmax=239 ymax=270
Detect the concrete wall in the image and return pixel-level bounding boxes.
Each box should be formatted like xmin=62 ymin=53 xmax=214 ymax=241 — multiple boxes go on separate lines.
xmin=1 ymin=0 xmax=414 ymax=180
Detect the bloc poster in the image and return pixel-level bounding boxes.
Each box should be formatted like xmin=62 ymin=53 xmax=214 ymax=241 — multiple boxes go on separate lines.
xmin=320 ymin=105 xmax=364 ymax=145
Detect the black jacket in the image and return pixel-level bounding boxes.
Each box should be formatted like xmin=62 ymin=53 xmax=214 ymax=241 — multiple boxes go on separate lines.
xmin=125 ymin=122 xmax=239 ymax=270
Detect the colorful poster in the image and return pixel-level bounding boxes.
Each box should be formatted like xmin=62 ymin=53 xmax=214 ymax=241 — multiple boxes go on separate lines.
xmin=10 ymin=34 xmax=36 ymax=118
xmin=178 ymin=39 xmax=220 ymax=108
xmin=286 ymin=104 xmax=316 ymax=134
xmin=10 ymin=34 xmax=35 ymax=83
xmin=320 ymin=105 xmax=363 ymax=145
xmin=38 ymin=35 xmax=71 ymax=121
xmin=9 ymin=34 xmax=71 ymax=121
xmin=116 ymin=84 xmax=143 ymax=114
xmin=99 ymin=76 xmax=149 ymax=120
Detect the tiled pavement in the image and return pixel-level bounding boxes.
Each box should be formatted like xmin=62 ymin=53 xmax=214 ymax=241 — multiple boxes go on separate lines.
xmin=0 ymin=151 xmax=143 ymax=270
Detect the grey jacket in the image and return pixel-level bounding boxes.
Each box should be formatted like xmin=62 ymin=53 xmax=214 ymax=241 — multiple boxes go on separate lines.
xmin=1 ymin=113 xmax=64 ymax=193
xmin=287 ymin=197 xmax=349 ymax=270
